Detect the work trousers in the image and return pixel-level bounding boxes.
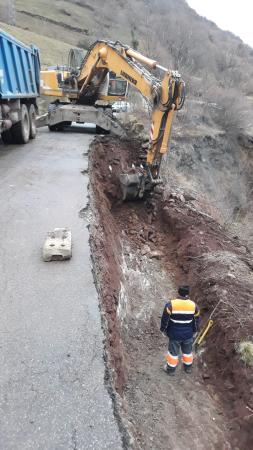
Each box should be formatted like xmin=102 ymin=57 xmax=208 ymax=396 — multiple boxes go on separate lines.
xmin=166 ymin=338 xmax=193 ymax=371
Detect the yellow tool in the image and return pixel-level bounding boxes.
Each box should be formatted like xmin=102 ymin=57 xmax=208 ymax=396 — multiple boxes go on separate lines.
xmin=193 ymin=319 xmax=214 ymax=347
xmin=193 ymin=299 xmax=222 ymax=348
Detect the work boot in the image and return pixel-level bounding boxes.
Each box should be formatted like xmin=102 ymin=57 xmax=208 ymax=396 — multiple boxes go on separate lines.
xmin=163 ymin=364 xmax=176 ymax=376
xmin=184 ymin=364 xmax=192 ymax=374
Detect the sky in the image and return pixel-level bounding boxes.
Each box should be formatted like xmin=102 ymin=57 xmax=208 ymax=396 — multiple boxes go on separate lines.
xmin=187 ymin=0 xmax=253 ymax=48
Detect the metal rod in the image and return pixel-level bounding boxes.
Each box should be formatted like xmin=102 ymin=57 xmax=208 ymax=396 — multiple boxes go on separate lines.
xmin=156 ymin=64 xmax=168 ymax=72
xmin=126 ymin=48 xmax=157 ymax=69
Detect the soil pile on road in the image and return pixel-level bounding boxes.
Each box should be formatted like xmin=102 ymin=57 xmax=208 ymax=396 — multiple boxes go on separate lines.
xmin=89 ymin=135 xmax=253 ymax=450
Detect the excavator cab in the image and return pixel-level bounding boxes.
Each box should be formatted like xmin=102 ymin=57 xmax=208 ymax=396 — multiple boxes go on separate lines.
xmin=41 ymin=49 xmax=128 ymax=104
xmin=94 ymin=72 xmax=128 ymax=103
xmin=107 ymin=73 xmax=128 ymax=98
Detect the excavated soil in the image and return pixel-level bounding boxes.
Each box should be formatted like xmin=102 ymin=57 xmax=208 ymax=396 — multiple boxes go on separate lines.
xmin=89 ymin=135 xmax=253 ymax=450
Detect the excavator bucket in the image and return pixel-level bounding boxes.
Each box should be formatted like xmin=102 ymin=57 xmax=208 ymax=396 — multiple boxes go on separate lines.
xmin=119 ymin=172 xmax=146 ymax=201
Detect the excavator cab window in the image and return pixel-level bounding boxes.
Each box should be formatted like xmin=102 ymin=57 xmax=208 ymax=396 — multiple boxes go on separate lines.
xmin=108 ymin=72 xmax=128 ymax=97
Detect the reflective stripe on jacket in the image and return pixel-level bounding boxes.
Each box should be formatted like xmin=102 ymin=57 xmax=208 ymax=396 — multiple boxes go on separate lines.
xmin=161 ymin=298 xmax=200 ymax=340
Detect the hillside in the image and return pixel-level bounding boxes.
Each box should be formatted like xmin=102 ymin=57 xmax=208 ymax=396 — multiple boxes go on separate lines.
xmin=3 ymin=1 xmax=253 ymax=81
xmin=3 ymin=1 xmax=253 ymax=100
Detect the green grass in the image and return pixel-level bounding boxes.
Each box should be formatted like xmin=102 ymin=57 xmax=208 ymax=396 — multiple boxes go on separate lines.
xmin=0 ymin=22 xmax=74 ymax=66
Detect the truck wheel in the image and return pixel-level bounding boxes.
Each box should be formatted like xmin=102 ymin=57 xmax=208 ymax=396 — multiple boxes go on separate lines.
xmin=1 ymin=129 xmax=13 ymax=145
xmin=57 ymin=121 xmax=72 ymax=130
xmin=48 ymin=124 xmax=58 ymax=131
xmin=96 ymin=125 xmax=110 ymax=134
xmin=28 ymin=104 xmax=36 ymax=139
xmin=48 ymin=122 xmax=71 ymax=132
xmin=12 ymin=104 xmax=30 ymax=144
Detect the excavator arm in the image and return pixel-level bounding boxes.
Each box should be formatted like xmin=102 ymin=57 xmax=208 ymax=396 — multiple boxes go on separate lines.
xmin=76 ymin=41 xmax=185 ymax=178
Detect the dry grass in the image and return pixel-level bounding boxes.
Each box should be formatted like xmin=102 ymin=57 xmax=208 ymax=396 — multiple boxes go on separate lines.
xmin=0 ymin=22 xmax=73 ymax=66
xmin=16 ymin=0 xmax=92 ymax=28
xmin=15 ymin=0 xmax=131 ymax=46
xmin=236 ymin=341 xmax=253 ymax=366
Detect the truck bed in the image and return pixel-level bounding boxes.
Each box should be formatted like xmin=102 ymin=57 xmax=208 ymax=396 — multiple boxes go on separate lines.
xmin=0 ymin=29 xmax=40 ymax=100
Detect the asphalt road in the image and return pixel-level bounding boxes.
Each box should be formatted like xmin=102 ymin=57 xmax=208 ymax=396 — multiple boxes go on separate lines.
xmin=0 ymin=128 xmax=122 ymax=450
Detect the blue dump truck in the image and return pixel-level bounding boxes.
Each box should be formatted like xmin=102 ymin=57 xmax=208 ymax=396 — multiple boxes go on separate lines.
xmin=0 ymin=29 xmax=40 ymax=144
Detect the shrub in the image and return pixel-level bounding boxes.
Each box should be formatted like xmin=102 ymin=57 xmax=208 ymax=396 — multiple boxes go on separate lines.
xmin=77 ymin=37 xmax=91 ymax=50
xmin=236 ymin=341 xmax=253 ymax=366
xmin=205 ymin=86 xmax=247 ymax=139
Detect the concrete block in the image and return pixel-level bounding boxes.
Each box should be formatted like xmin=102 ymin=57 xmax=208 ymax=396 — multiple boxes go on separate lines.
xmin=43 ymin=228 xmax=72 ymax=262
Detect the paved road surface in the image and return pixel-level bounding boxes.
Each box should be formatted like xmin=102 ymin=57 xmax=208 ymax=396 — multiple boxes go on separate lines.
xmin=0 ymin=128 xmax=122 ymax=449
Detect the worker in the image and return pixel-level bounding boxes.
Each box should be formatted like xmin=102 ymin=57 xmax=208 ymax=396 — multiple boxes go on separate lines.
xmin=160 ymin=285 xmax=200 ymax=375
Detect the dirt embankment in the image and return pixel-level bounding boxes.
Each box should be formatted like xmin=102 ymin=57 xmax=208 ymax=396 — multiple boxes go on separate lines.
xmin=168 ymin=119 xmax=253 ymax=248
xmin=89 ymin=135 xmax=253 ymax=450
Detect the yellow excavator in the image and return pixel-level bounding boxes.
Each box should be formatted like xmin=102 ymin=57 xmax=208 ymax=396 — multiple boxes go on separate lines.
xmin=40 ymin=40 xmax=185 ymax=200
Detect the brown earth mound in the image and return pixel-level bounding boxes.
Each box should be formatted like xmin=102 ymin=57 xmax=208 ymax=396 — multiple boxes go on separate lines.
xmin=89 ymin=135 xmax=253 ymax=450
